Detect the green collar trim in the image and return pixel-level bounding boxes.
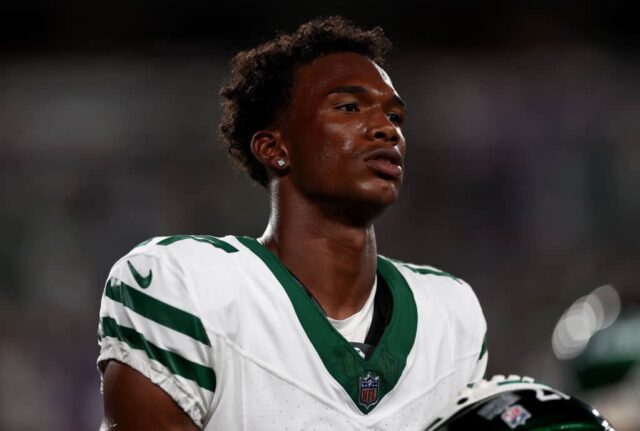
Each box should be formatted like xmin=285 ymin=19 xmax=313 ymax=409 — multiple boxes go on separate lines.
xmin=236 ymin=236 xmax=417 ymax=413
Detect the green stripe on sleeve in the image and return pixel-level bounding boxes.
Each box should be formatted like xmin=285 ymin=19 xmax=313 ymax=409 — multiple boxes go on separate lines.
xmin=100 ymin=316 xmax=216 ymax=392
xmin=105 ymin=278 xmax=211 ymax=346
xmin=479 ymin=333 xmax=488 ymax=361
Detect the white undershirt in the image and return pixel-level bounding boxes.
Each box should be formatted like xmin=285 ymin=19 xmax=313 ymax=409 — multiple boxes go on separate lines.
xmin=326 ymin=277 xmax=377 ymax=344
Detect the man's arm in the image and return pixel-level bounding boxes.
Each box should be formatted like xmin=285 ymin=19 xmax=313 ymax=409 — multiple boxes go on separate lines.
xmin=101 ymin=360 xmax=199 ymax=431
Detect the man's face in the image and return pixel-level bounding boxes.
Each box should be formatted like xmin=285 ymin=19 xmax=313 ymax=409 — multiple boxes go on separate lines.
xmin=278 ymin=52 xmax=407 ymax=213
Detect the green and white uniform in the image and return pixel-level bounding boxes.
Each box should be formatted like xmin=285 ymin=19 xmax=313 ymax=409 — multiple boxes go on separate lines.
xmin=97 ymin=235 xmax=487 ymax=430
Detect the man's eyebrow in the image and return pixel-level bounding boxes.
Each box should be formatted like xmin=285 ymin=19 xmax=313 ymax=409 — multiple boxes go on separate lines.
xmin=325 ymin=86 xmax=407 ymax=109
xmin=325 ymin=85 xmax=367 ymax=96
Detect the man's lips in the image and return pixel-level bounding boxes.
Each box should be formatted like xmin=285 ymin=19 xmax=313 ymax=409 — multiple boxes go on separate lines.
xmin=364 ymin=148 xmax=404 ymax=179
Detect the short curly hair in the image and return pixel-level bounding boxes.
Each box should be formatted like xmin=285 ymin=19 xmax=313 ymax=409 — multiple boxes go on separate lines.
xmin=219 ymin=16 xmax=392 ymax=187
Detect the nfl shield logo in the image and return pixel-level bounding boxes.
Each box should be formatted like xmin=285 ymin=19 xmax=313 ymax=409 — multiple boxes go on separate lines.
xmin=500 ymin=404 xmax=531 ymax=429
xmin=358 ymin=372 xmax=380 ymax=409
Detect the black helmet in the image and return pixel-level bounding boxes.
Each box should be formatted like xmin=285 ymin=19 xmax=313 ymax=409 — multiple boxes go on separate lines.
xmin=425 ymin=375 xmax=615 ymax=430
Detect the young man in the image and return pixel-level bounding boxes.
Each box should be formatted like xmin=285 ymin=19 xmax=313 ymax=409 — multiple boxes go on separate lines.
xmin=98 ymin=17 xmax=487 ymax=430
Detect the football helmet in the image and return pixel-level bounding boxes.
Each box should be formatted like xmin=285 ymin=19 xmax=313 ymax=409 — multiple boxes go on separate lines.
xmin=425 ymin=375 xmax=615 ymax=430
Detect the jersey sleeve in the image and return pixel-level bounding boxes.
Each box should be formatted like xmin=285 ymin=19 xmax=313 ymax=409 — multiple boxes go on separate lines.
xmin=97 ymin=244 xmax=215 ymax=427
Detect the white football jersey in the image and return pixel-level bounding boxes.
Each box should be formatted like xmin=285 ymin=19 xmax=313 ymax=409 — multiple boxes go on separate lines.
xmin=97 ymin=235 xmax=487 ymax=430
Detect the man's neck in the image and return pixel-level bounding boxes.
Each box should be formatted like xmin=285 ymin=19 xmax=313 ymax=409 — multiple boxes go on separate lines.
xmin=260 ymin=191 xmax=378 ymax=320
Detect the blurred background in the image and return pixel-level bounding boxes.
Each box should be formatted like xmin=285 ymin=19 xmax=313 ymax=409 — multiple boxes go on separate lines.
xmin=0 ymin=1 xmax=638 ymax=429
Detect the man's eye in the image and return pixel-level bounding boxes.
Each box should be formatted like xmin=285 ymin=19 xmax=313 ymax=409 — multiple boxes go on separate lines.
xmin=387 ymin=113 xmax=403 ymax=125
xmin=337 ymin=103 xmax=359 ymax=112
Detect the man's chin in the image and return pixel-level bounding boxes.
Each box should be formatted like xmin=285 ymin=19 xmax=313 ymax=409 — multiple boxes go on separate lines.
xmin=363 ymin=178 xmax=402 ymax=205
xmin=344 ymin=183 xmax=401 ymax=222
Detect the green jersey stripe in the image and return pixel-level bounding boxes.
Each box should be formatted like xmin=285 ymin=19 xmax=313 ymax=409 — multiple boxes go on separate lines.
xmin=478 ymin=333 xmax=488 ymax=361
xmin=400 ymin=263 xmax=462 ymax=284
xmin=157 ymin=235 xmax=238 ymax=253
xmin=102 ymin=303 xmax=211 ymax=364
xmin=105 ymin=278 xmax=211 ymax=346
xmin=100 ymin=316 xmax=216 ymax=392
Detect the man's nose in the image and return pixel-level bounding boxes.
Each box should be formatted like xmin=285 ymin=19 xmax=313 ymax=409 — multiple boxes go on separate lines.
xmin=367 ymin=112 xmax=399 ymax=143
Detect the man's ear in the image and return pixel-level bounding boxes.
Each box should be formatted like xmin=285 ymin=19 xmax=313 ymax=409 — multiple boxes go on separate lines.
xmin=250 ymin=130 xmax=289 ymax=170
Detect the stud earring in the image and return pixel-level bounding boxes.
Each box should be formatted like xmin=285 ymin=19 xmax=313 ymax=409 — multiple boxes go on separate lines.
xmin=276 ymin=159 xmax=286 ymax=167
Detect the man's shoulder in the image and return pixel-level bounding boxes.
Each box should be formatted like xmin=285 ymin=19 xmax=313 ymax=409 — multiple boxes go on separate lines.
xmin=382 ymin=255 xmax=482 ymax=316
xmin=123 ymin=234 xmax=240 ymax=257
xmin=102 ymin=234 xmax=253 ymax=334
xmin=106 ymin=234 xmax=249 ymax=295
xmin=113 ymin=234 xmax=241 ymax=269
xmin=386 ymin=256 xmax=486 ymax=356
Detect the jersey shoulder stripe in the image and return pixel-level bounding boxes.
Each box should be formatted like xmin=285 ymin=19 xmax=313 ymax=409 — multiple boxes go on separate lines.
xmin=478 ymin=333 xmax=488 ymax=360
xmin=104 ymin=277 xmax=211 ymax=346
xmin=129 ymin=234 xmax=239 ymax=255
xmin=99 ymin=316 xmax=216 ymax=391
xmin=386 ymin=257 xmax=463 ymax=284
xmin=157 ymin=234 xmax=239 ymax=253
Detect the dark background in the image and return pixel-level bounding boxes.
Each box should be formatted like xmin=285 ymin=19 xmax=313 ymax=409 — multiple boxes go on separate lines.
xmin=1 ymin=1 xmax=638 ymax=429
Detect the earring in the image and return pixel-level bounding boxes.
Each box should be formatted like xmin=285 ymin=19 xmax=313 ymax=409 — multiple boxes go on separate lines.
xmin=276 ymin=159 xmax=286 ymax=167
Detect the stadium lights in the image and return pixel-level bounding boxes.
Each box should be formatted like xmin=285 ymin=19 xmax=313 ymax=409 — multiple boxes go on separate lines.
xmin=552 ymin=285 xmax=621 ymax=360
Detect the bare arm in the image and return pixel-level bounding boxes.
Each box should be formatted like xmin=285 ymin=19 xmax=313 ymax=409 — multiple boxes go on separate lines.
xmin=101 ymin=360 xmax=199 ymax=431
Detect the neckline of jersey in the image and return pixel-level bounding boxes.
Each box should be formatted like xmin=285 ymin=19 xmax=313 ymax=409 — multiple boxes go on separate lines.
xmin=235 ymin=236 xmax=418 ymax=414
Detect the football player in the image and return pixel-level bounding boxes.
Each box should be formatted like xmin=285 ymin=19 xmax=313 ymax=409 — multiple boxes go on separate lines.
xmin=98 ymin=16 xmax=488 ymax=430
xmin=425 ymin=375 xmax=616 ymax=430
